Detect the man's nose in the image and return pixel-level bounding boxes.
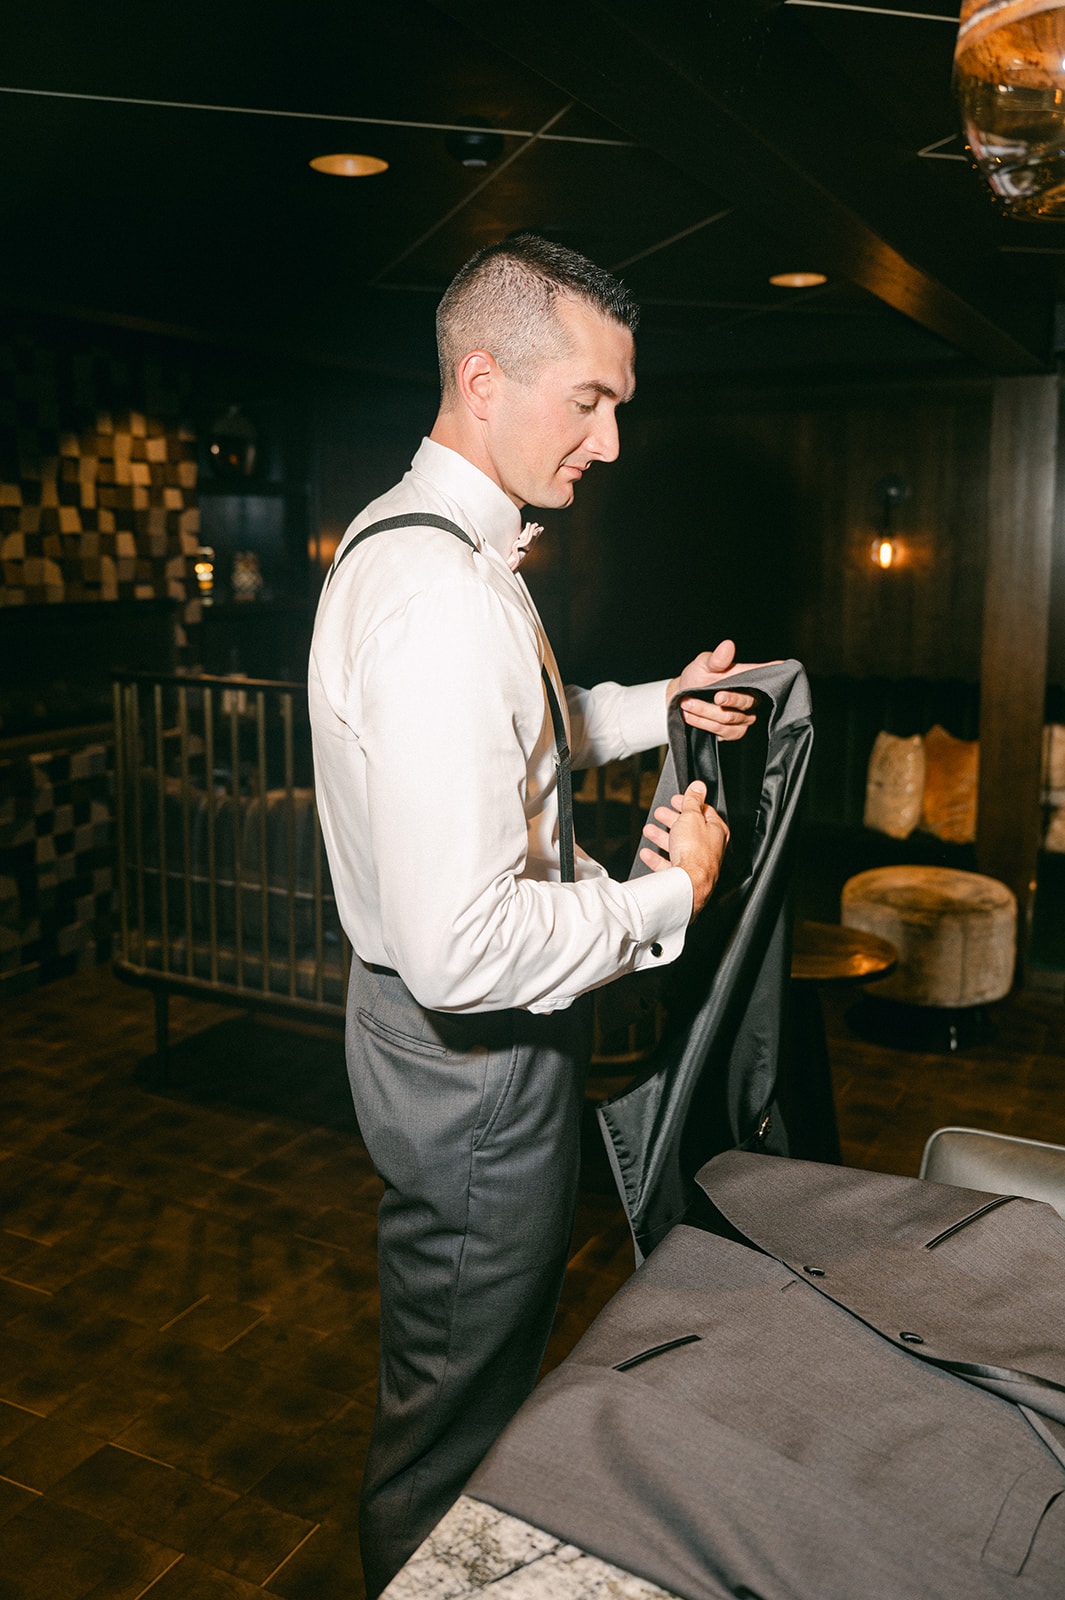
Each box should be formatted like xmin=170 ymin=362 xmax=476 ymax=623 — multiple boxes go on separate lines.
xmin=587 ymin=406 xmax=620 ymax=463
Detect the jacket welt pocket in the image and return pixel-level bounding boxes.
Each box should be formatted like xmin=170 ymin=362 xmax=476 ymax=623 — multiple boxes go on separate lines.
xmin=357 ymin=1007 xmax=448 ymax=1058
xmin=982 ymin=1464 xmax=1065 ymax=1575
xmin=923 ymin=1194 xmax=1014 ymax=1251
xmin=613 ymin=1333 xmax=701 ymax=1372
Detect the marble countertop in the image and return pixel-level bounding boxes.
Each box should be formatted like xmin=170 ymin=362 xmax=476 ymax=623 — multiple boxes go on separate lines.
xmin=381 ymin=1494 xmax=680 ymax=1600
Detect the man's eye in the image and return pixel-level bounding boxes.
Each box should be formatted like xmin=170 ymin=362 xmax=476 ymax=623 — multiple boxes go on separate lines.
xmin=575 ymin=401 xmax=595 ymax=414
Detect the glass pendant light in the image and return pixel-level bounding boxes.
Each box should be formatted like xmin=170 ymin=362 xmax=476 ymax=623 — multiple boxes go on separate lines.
xmin=955 ymin=1 xmax=1065 ymax=218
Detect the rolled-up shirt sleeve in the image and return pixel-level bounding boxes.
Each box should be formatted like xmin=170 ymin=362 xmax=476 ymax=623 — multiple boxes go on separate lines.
xmin=353 ymin=578 xmax=690 ymax=1014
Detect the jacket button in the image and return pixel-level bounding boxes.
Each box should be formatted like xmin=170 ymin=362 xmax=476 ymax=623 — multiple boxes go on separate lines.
xmin=650 ymin=942 xmax=663 ymax=958
xmin=900 ymin=1331 xmax=924 ymax=1344
xmin=803 ymin=1265 xmax=825 ymax=1277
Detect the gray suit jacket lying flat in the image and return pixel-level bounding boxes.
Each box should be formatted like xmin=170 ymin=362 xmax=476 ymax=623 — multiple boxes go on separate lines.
xmin=468 ymin=1152 xmax=1065 ymax=1600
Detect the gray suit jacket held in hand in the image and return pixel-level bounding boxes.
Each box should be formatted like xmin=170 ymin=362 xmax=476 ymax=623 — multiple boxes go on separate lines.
xmin=468 ymin=1152 xmax=1065 ymax=1600
xmin=600 ymin=659 xmax=814 ymax=1263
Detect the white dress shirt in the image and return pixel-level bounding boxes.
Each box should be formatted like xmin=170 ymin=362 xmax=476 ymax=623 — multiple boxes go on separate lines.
xmin=308 ymin=438 xmax=691 ymax=1014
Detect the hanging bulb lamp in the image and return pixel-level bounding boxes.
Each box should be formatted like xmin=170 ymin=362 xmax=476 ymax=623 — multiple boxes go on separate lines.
xmin=955 ymin=0 xmax=1065 ymax=217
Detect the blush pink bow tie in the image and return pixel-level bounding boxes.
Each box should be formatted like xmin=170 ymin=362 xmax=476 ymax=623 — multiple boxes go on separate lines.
xmin=508 ymin=521 xmax=545 ymax=571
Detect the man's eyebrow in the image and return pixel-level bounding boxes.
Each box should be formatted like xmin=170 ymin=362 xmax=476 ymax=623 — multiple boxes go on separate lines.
xmin=571 ymin=380 xmax=636 ymax=403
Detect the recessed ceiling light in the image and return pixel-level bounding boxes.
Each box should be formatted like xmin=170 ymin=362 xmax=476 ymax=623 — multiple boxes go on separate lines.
xmin=310 ymin=153 xmax=389 ymax=178
xmin=769 ymin=271 xmax=827 ymax=288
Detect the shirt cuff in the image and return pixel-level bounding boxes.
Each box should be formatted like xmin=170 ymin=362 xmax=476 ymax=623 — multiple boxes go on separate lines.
xmin=615 ymin=678 xmax=671 ymax=756
xmin=623 ymin=864 xmax=692 ymax=971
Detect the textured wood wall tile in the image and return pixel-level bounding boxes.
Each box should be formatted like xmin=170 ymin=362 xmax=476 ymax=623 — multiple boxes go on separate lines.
xmin=0 ymin=316 xmax=199 ymax=798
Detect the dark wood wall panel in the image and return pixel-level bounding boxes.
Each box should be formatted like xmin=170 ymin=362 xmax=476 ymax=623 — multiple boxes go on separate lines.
xmin=736 ymin=391 xmax=991 ymax=681
xmin=977 ymin=375 xmax=1059 ymax=938
xmin=526 ymin=382 xmax=994 ymax=689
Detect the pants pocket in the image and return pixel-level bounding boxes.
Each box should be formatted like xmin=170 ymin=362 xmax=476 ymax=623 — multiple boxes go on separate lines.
xmin=356 ymin=1006 xmax=448 ymax=1058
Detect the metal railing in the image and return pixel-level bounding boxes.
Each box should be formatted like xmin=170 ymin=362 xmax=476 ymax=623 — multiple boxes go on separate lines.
xmin=113 ymin=672 xmax=349 ymax=1021
xmin=112 ymin=671 xmax=665 ymax=1063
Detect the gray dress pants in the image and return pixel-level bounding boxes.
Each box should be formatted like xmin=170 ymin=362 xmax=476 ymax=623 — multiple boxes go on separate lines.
xmin=345 ymin=958 xmax=592 ymax=1598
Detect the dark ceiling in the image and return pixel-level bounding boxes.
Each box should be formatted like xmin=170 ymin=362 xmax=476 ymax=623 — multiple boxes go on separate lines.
xmin=2 ymin=1 xmax=1062 ymax=382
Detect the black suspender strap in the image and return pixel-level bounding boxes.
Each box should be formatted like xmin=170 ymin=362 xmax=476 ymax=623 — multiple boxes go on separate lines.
xmin=328 ymin=511 xmax=575 ymax=884
xmin=328 ymin=512 xmax=477 ymax=581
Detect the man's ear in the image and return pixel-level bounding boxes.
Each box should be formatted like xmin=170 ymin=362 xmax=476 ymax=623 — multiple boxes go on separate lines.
xmin=456 ymin=350 xmax=497 ymax=422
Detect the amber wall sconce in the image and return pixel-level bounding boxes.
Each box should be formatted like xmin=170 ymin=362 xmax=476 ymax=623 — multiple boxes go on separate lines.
xmin=194 ymin=545 xmax=215 ymax=603
xmin=870 ymin=475 xmax=909 ymax=570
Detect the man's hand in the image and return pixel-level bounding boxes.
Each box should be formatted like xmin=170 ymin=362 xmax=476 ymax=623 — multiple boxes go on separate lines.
xmin=639 ymin=780 xmax=729 ymax=920
xmin=666 ymin=639 xmax=760 ymax=741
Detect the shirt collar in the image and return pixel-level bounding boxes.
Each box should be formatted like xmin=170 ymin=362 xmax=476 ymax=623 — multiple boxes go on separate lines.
xmin=409 ymin=437 xmax=522 ymax=566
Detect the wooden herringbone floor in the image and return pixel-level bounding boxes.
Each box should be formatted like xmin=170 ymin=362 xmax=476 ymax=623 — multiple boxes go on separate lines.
xmin=1 ymin=965 xmax=1063 ymax=1598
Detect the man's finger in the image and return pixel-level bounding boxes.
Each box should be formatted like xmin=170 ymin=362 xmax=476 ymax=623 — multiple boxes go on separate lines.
xmin=682 ymin=705 xmax=756 ymax=731
xmin=681 ymin=780 xmax=707 ymax=811
xmin=682 ymin=699 xmax=755 ymax=720
xmin=638 ymin=845 xmax=669 ymax=873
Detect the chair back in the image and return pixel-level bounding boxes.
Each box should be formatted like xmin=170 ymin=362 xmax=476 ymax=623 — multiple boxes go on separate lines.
xmin=919 ymin=1125 xmax=1065 ymax=1221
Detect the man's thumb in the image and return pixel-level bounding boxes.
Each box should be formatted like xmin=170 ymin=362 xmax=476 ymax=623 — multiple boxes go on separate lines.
xmin=706 ymin=639 xmax=735 ymax=673
xmin=683 ymin=780 xmax=707 ymax=810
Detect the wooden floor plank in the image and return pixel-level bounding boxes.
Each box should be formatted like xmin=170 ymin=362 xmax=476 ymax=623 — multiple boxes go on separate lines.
xmin=1 ymin=964 xmax=1063 ymax=1596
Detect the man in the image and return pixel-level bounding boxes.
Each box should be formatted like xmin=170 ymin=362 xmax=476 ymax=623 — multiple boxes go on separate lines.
xmin=308 ymin=234 xmax=755 ymax=1596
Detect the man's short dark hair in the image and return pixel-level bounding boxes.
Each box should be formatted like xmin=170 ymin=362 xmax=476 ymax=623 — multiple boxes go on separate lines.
xmin=435 ymin=234 xmax=639 ymax=407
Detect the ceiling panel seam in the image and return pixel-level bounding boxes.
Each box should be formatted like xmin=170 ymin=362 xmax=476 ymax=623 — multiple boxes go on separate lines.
xmin=784 ymin=1 xmax=958 ymax=20
xmin=611 ymin=209 xmax=735 ymax=271
xmin=369 ymin=101 xmax=576 ymax=284
xmin=0 ymin=83 xmax=634 ymax=146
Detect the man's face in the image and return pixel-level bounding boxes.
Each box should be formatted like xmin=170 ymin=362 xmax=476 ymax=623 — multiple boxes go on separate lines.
xmin=485 ymin=297 xmax=635 ymax=510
